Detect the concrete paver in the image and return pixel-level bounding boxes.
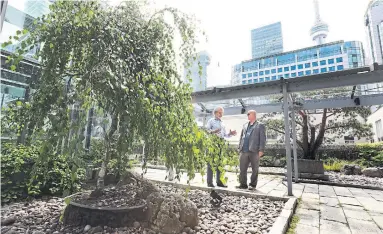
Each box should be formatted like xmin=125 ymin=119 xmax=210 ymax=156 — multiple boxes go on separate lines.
xmin=296 ymin=208 xmax=319 ymax=227
xmin=134 ymin=168 xmax=383 ymax=234
xmin=295 ymin=224 xmax=319 ymax=234
xmin=320 ymin=196 xmax=340 ymax=207
xmin=348 ymin=218 xmax=383 ymax=234
xmin=320 ymin=219 xmax=352 ymax=234
xmin=343 ymin=205 xmax=373 ymax=221
xmin=338 ymin=196 xmax=362 ymax=206
xmin=320 ymin=205 xmax=348 ymax=223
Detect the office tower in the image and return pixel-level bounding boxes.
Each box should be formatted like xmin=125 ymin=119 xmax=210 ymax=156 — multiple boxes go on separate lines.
xmin=251 ymin=22 xmax=283 ymax=59
xmin=310 ymin=0 xmax=329 ymax=45
xmin=365 ymin=0 xmax=383 ymax=64
xmin=183 ymin=51 xmax=211 ymax=92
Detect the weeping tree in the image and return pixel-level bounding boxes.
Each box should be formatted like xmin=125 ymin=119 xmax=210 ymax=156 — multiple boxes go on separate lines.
xmin=2 ymin=0 xmax=237 ymax=189
xmin=260 ymin=88 xmax=373 ymax=160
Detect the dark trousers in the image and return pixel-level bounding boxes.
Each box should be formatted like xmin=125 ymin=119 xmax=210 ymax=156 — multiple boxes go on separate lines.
xmin=239 ymin=151 xmax=260 ymax=187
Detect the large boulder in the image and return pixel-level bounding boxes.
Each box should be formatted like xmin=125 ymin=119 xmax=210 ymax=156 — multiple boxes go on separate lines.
xmin=147 ymin=192 xmax=198 ymax=234
xmin=341 ymin=165 xmax=362 ymax=175
xmin=362 ymin=168 xmax=383 ymax=178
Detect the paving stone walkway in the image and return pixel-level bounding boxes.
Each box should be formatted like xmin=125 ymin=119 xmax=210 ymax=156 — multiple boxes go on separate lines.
xmin=134 ymin=167 xmax=383 ymax=234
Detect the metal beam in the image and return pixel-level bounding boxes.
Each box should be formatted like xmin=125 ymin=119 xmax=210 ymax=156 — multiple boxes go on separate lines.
xmin=289 ymin=94 xmax=299 ymax=183
xmin=193 ymin=93 xmax=383 ymax=117
xmin=283 ymin=82 xmax=293 ymax=196
xmin=191 ymin=65 xmax=383 ymax=103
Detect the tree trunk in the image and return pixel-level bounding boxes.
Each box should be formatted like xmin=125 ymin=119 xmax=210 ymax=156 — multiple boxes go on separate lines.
xmin=301 ymin=112 xmax=310 ymax=159
xmin=97 ymin=113 xmax=118 ymax=189
xmin=311 ymin=109 xmax=327 ymax=160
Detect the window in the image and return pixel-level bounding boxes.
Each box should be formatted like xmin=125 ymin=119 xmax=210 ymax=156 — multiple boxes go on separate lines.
xmin=376 ymin=120 xmax=382 ymax=141
xmin=278 ymin=68 xmax=282 ymax=73
xmin=337 ymin=65 xmax=344 ymax=70
xmin=272 ymin=75 xmax=277 ymax=80
xmin=291 ymin=72 xmax=297 ymax=78
xmin=259 ymin=78 xmax=264 ymax=82
xmin=242 ymin=81 xmax=246 ymax=84
xmin=305 ymin=70 xmax=311 ymax=75
xmin=248 ymin=73 xmax=253 ymax=78
xmin=328 ymin=58 xmax=334 ymax=64
xmin=329 ymin=66 xmax=335 ymax=72
xmin=291 ymin=65 xmax=296 ymax=71
xmin=284 ymin=67 xmax=289 ymax=72
xmin=254 ymin=72 xmax=258 ymax=77
xmin=344 ymin=136 xmax=355 ymax=144
xmin=336 ymin=57 xmax=343 ymax=63
xmin=248 ymin=80 xmax=253 ymax=84
xmin=271 ymin=69 xmax=276 ymax=74
xmin=284 ymin=74 xmax=290 ymax=78
xmin=298 ymin=64 xmax=304 ymax=69
xmin=253 ymin=79 xmax=258 ymax=83
xmin=242 ymin=74 xmax=246 ymax=79
xmin=313 ymin=69 xmax=319 ymax=74
xmin=265 ymin=70 xmax=270 ymax=75
xmin=265 ymin=77 xmax=270 ymax=81
xmin=312 ymin=62 xmax=318 ymax=67
xmin=298 ymin=71 xmax=304 ymax=76
xmin=320 ymin=60 xmax=326 ymax=66
xmin=259 ymin=71 xmax=264 ymax=76
xmin=305 ymin=63 xmax=310 ymax=68
xmin=321 ymin=67 xmax=327 ymax=73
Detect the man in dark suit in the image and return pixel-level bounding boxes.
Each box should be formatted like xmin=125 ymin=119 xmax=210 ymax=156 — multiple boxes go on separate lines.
xmin=237 ymin=110 xmax=266 ymax=189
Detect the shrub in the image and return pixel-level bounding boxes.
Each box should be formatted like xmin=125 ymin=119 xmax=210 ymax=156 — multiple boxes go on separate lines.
xmin=323 ymin=158 xmax=350 ymax=172
xmin=1 ymin=143 xmax=85 ymax=204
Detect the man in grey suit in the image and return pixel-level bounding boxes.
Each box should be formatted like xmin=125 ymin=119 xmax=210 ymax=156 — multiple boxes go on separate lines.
xmin=237 ymin=110 xmax=266 ymax=189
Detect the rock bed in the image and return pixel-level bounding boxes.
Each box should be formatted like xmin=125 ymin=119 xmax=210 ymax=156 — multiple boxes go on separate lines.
xmin=71 ymin=185 xmax=146 ymax=208
xmin=326 ymin=171 xmax=383 ymax=188
xmin=1 ymin=184 xmax=285 ymax=234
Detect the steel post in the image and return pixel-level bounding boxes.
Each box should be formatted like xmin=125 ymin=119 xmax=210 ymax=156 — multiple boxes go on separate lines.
xmin=283 ymin=82 xmax=293 ymax=196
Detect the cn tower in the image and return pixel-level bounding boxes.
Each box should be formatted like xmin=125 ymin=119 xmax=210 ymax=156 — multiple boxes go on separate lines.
xmin=310 ymin=0 xmax=329 ymax=45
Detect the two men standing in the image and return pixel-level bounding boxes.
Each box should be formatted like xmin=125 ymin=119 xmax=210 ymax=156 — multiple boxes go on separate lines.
xmin=206 ymin=108 xmax=266 ymax=190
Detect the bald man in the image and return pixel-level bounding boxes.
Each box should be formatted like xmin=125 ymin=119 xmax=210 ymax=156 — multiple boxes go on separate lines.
xmin=237 ymin=110 xmax=266 ymax=189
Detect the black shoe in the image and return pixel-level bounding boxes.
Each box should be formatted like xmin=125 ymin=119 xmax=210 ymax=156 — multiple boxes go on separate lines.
xmin=236 ymin=184 xmax=248 ymax=189
xmin=207 ymin=184 xmax=215 ymax=188
xmin=217 ymin=183 xmax=227 ymax=188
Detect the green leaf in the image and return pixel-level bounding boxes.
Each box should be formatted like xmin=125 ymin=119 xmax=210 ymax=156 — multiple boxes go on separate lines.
xmin=50 ymin=43 xmax=53 ymax=48
xmin=10 ymin=65 xmax=16 ymax=71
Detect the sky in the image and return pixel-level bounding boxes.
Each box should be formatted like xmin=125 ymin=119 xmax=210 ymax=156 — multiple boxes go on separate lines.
xmin=7 ymin=0 xmax=372 ymax=88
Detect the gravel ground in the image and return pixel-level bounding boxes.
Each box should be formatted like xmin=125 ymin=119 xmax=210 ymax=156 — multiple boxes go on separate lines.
xmin=1 ymin=184 xmax=285 ymax=234
xmin=326 ymin=171 xmax=383 ymax=188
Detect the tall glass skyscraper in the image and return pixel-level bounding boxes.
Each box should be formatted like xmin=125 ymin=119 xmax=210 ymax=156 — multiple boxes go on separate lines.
xmin=232 ymin=41 xmax=365 ymax=86
xmin=251 ymin=22 xmax=283 ymax=59
xmin=364 ymin=0 xmax=383 ymax=65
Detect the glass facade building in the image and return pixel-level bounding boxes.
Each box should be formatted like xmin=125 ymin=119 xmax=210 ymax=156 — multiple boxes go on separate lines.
xmin=231 ymin=41 xmax=365 ymax=85
xmin=364 ymin=0 xmax=383 ymax=64
xmin=251 ymin=22 xmax=283 ymax=59
xmin=0 ymin=1 xmax=51 ymax=108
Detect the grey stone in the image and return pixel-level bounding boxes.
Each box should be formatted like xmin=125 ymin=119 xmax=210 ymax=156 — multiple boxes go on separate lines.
xmin=362 ymin=168 xmax=383 ymax=178
xmin=90 ymin=226 xmax=103 ymax=234
xmin=147 ymin=192 xmax=198 ymax=234
xmin=342 ymin=205 xmax=372 ymax=221
xmin=1 ymin=216 xmax=16 ymax=226
xmin=292 ymin=159 xmax=325 ymax=174
xmin=133 ymin=221 xmax=140 ymax=228
xmin=84 ymin=225 xmax=92 ymax=232
xmin=319 ymin=197 xmax=340 ymax=207
xmin=341 ymin=165 xmax=362 ymax=175
xmin=338 ymin=196 xmax=361 ymax=206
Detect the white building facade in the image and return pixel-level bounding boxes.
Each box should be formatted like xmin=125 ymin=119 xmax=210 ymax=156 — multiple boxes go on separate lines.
xmin=365 ymin=0 xmax=383 ymax=65
xmin=367 ymin=107 xmax=383 ymax=143
xmin=183 ymin=51 xmax=211 ymax=92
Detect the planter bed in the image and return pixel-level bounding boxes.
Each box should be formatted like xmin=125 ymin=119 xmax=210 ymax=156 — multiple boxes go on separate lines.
xmin=0 ymin=182 xmax=295 ymax=234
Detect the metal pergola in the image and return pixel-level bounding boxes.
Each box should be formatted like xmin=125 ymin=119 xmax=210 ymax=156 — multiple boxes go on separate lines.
xmin=192 ymin=63 xmax=383 ymax=196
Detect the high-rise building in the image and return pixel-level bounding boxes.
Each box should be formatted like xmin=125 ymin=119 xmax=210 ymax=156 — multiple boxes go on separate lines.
xmin=363 ymin=0 xmax=383 ymax=99
xmin=183 ymin=51 xmax=211 ymax=92
xmin=310 ymin=0 xmax=329 ymax=45
xmin=251 ymin=22 xmax=283 ymax=59
xmin=24 ymin=0 xmax=51 ymax=18
xmin=364 ymin=0 xmax=383 ymax=64
xmin=231 ymin=41 xmax=365 ymax=86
